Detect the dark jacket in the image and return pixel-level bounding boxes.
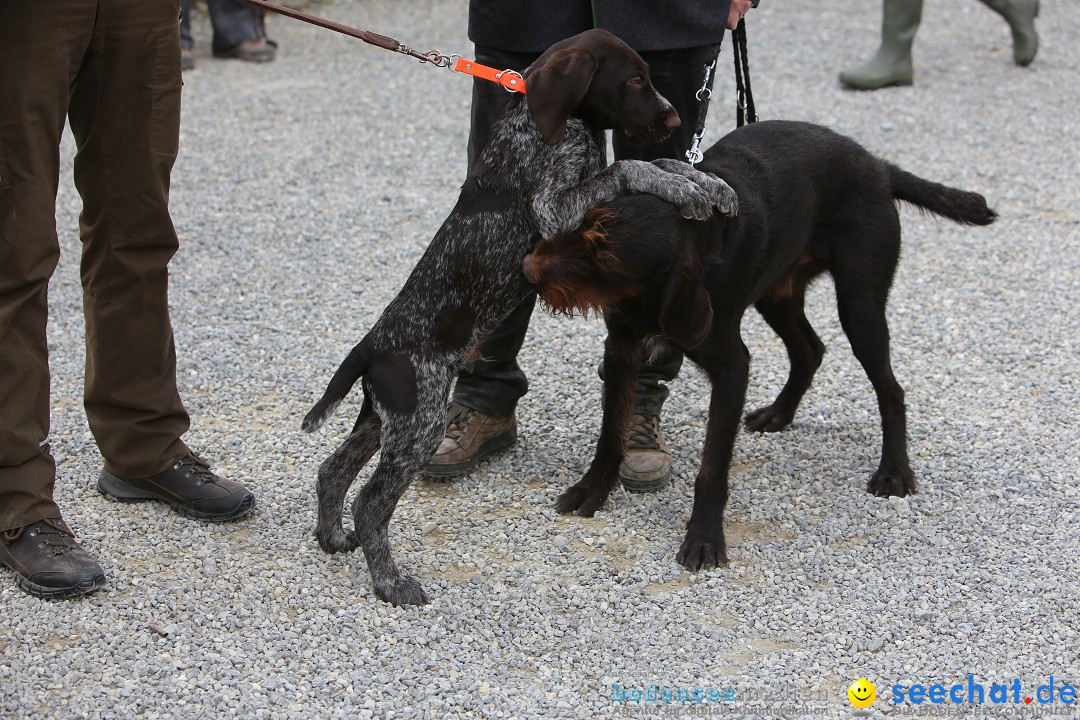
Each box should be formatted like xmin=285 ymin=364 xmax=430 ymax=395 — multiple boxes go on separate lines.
xmin=468 ymin=1 xmax=730 ymax=53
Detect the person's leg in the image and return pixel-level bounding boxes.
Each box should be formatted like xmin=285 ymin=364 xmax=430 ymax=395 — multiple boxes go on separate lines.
xmin=603 ymin=45 xmax=716 ymax=491
xmin=0 ymin=1 xmax=106 ymax=597
xmin=838 ymin=0 xmax=923 ymax=90
xmin=207 ymin=0 xmax=275 ymax=61
xmin=179 ymin=0 xmax=195 ymax=69
xmin=977 ymin=0 xmax=1039 ymax=66
xmin=72 ymin=0 xmax=253 ymax=520
xmin=426 ymin=46 xmax=539 ymax=476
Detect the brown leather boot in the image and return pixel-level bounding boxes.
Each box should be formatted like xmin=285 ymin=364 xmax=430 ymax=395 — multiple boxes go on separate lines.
xmin=619 ymin=413 xmax=672 ymax=492
xmin=424 ymin=403 xmax=517 ymax=477
xmin=0 ymin=518 xmax=106 ymax=599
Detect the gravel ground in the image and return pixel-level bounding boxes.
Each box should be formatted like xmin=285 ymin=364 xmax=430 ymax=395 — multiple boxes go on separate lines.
xmin=3 ymin=1 xmax=1078 ymax=718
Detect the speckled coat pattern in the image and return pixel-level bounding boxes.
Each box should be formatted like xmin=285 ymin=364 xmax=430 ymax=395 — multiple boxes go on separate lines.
xmin=300 ymin=31 xmax=736 ymax=606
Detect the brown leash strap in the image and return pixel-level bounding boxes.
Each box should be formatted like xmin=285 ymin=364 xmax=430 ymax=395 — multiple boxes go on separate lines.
xmin=233 ymin=0 xmax=525 ymax=93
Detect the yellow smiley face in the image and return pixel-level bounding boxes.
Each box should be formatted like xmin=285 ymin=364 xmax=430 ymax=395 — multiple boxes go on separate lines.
xmin=848 ymin=678 xmax=877 ymax=708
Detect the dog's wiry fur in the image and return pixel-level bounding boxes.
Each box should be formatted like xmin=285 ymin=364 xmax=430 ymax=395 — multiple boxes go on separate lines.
xmin=301 ymin=30 xmax=737 ymax=606
xmin=523 ymin=120 xmax=996 ymax=570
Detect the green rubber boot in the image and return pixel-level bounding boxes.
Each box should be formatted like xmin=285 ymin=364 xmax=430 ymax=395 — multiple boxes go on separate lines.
xmin=839 ymin=0 xmax=924 ymax=90
xmin=978 ymin=0 xmax=1039 ymax=66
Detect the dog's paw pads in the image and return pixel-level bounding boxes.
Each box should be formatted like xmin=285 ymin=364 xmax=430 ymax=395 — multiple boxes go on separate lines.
xmin=375 ymin=576 xmax=430 ymax=607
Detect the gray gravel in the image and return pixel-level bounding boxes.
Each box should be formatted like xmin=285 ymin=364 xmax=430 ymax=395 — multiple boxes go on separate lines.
xmin=3 ymin=1 xmax=1078 ymax=718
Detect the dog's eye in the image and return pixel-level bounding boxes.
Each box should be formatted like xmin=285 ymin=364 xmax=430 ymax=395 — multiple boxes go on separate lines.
xmin=626 ymin=76 xmax=645 ymax=89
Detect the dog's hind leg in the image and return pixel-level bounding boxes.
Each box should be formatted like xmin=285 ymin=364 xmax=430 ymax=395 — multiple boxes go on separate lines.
xmin=351 ymin=407 xmax=445 ymax=606
xmin=678 ymin=330 xmax=749 ymax=571
xmin=556 ymin=322 xmax=641 ymax=517
xmin=315 ymin=397 xmax=381 ymax=554
xmin=745 ymin=287 xmax=826 ymax=432
xmin=832 ymin=223 xmax=915 ymax=498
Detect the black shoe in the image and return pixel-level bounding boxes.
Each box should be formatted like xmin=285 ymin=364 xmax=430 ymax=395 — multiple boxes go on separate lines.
xmin=0 ymin=518 xmax=106 ymax=599
xmin=98 ymin=453 xmax=254 ymax=522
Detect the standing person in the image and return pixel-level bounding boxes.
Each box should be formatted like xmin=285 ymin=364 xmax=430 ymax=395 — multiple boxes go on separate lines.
xmin=0 ymin=0 xmax=255 ymax=599
xmin=425 ymin=0 xmax=756 ymax=491
xmin=180 ymin=0 xmax=277 ymax=70
xmin=839 ymin=0 xmax=1038 ymax=90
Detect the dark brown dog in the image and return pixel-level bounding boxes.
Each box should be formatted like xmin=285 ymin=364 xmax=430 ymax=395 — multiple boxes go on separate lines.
xmin=523 ymin=120 xmax=996 ymax=570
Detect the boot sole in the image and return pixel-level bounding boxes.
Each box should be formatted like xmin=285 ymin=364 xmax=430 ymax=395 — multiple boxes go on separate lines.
xmin=97 ymin=472 xmax=255 ymax=522
xmin=0 ymin=560 xmax=107 ymax=599
xmin=618 ymin=467 xmax=672 ymax=493
xmin=422 ymin=428 xmax=518 ymax=477
xmin=839 ymin=75 xmax=913 ymax=90
xmin=16 ymin=572 xmax=107 ymax=599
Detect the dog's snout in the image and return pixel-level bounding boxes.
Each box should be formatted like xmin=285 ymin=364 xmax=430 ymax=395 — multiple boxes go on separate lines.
xmin=665 ymin=111 xmax=681 ymax=132
xmin=522 ymin=253 xmax=541 ymax=284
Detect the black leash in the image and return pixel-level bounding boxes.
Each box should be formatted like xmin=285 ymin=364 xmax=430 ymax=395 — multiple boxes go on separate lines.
xmin=685 ymin=41 xmax=724 ymax=165
xmin=732 ymin=18 xmax=758 ymax=127
xmin=686 ymin=10 xmax=759 ymax=165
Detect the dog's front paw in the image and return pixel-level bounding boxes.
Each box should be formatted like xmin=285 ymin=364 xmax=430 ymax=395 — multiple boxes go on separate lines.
xmin=374 ymin=575 xmax=430 ymax=607
xmin=744 ymin=404 xmax=794 ymax=433
xmin=669 ymin=179 xmax=715 ymax=221
xmin=676 ymin=531 xmax=729 ymax=571
xmin=709 ymin=176 xmax=739 ymax=217
xmin=867 ymin=466 xmax=916 ymax=498
xmin=555 ymin=480 xmax=610 ymax=517
xmin=315 ymin=525 xmax=359 ymax=554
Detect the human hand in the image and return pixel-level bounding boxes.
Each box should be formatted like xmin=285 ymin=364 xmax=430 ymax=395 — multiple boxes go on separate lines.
xmin=727 ymin=0 xmax=755 ymax=30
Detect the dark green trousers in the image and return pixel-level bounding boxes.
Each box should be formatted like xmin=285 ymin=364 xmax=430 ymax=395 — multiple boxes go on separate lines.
xmin=0 ymin=0 xmax=191 ymax=531
xmin=453 ymin=44 xmax=718 ymax=418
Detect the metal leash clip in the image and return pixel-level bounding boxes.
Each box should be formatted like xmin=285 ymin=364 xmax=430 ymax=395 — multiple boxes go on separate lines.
xmin=695 ymin=60 xmax=716 ymax=102
xmin=416 ymin=49 xmax=453 ymax=68
xmin=686 ymin=134 xmax=705 ymax=166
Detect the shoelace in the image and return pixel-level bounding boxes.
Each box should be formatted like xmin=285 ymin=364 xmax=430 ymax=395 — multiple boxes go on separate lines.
xmin=625 ymin=415 xmax=661 ymax=450
xmin=3 ymin=519 xmax=79 ymax=557
xmin=443 ymin=404 xmax=475 ymax=442
xmin=179 ymin=454 xmax=221 ymax=485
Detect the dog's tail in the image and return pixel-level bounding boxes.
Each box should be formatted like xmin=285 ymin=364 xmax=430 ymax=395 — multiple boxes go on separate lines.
xmin=888 ymin=163 xmax=997 ymax=226
xmin=302 ymin=338 xmax=373 ymax=433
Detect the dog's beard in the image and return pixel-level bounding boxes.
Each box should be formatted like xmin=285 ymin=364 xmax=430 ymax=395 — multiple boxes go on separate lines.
xmin=621 ymin=116 xmax=675 ymax=146
xmin=536 ymin=288 xmax=603 ymax=319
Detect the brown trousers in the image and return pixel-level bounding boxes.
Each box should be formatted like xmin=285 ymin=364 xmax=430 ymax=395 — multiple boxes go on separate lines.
xmin=0 ymin=0 xmax=191 ymax=531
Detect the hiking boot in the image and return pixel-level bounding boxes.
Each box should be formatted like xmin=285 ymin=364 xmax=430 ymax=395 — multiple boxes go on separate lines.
xmin=0 ymin=518 xmax=106 ymax=599
xmin=213 ymin=38 xmax=276 ymax=62
xmin=98 ymin=453 xmax=254 ymax=522
xmin=424 ymin=402 xmax=517 ymax=477
xmin=181 ymin=46 xmax=195 ymax=71
xmin=619 ymin=413 xmax=672 ymax=492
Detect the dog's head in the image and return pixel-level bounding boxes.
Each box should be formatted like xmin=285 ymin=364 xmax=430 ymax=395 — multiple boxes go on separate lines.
xmin=524 ymin=29 xmax=681 ymax=145
xmin=523 ymin=202 xmax=714 ymax=349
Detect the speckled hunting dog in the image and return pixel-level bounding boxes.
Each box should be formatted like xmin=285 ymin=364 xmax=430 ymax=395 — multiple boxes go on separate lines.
xmin=301 ymin=29 xmax=737 ymax=606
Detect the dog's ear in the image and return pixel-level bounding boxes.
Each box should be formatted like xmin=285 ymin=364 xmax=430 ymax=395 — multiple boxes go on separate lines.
xmin=658 ymin=254 xmax=713 ymax=349
xmin=526 ymin=48 xmax=598 ymax=145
